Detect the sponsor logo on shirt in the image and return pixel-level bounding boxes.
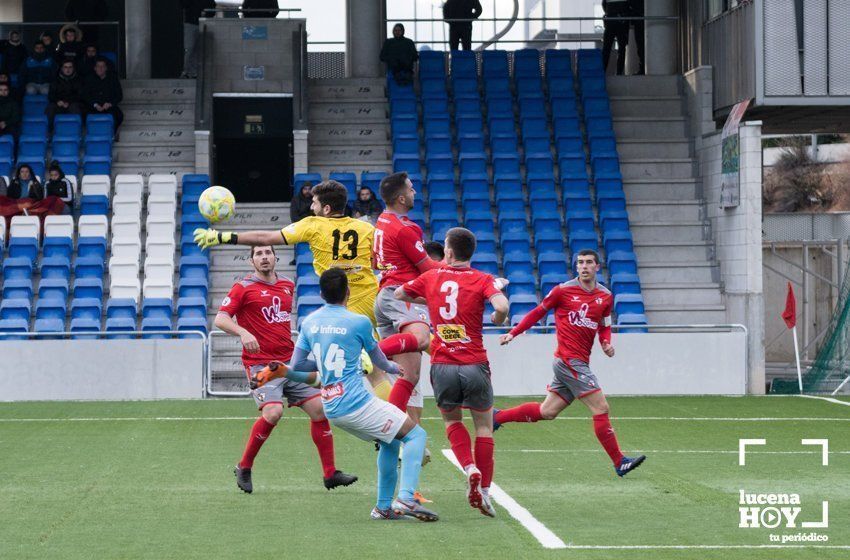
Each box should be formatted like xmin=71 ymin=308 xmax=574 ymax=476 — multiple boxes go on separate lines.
xmin=261 ymin=296 xmax=291 ymax=324
xmin=221 ymin=296 xmax=231 ymax=307
xmin=321 ymin=382 xmax=345 ymax=401
xmin=568 ymin=303 xmax=598 ymax=330
xmin=436 ymin=324 xmax=471 ymax=344
xmin=320 ymin=325 xmax=348 ymax=335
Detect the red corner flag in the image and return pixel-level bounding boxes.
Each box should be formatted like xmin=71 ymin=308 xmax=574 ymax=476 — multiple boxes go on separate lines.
xmin=782 ymin=282 xmax=796 ymax=329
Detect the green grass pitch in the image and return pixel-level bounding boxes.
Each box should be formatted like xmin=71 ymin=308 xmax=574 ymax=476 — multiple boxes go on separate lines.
xmin=1 ymin=396 xmax=848 ymax=560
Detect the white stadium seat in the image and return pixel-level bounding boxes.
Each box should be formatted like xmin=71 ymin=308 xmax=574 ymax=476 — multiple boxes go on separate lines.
xmin=111 ymin=215 xmax=141 ymax=240
xmin=114 ymin=174 xmax=144 ymax=198
xmin=147 ymin=196 xmax=176 ymax=217
xmin=143 ymin=257 xmax=175 ymax=285
xmin=112 ymin=197 xmax=143 ymax=218
xmin=142 ymin=279 xmax=174 ymax=300
xmin=146 ymin=237 xmax=176 ymax=260
xmin=78 ymin=215 xmax=108 ymax=239
xmin=146 ymin=215 xmax=176 ymax=239
xmin=44 ymin=215 xmax=75 ymax=239
xmin=148 ymin=174 xmax=178 ymax=199
xmin=110 ymin=277 xmax=141 ymax=303
xmin=108 ymin=256 xmax=140 ymax=280
xmin=81 ymin=175 xmax=111 ymax=198
xmin=10 ymin=215 xmax=41 ymax=242
xmin=111 ymin=237 xmax=142 ymax=261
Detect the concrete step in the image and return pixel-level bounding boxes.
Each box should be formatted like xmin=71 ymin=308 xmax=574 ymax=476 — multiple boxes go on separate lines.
xmin=117 ymin=125 xmax=195 ymax=145
xmin=218 ymin=208 xmax=290 ymax=228
xmin=309 ymin=144 xmax=391 ymax=164
xmin=622 ymin=178 xmax=700 ymax=201
xmin=626 ymin=200 xmax=703 ymax=223
xmin=211 ymin=268 xmax=296 ymax=287
xmin=308 ymin=79 xmax=387 ymax=101
xmin=613 ymin=117 xmax=687 ymax=138
xmin=636 ymin=261 xmax=718 ymax=283
xmin=113 ymin=145 xmax=194 ymax=164
xmin=309 ymin=101 xmax=388 ymax=124
xmin=609 ymin=96 xmax=684 ymax=118
xmin=121 ymin=104 xmax=195 ymax=125
xmin=616 ymin=138 xmax=692 ymax=160
xmin=605 ymin=75 xmax=681 ymax=97
xmin=630 ymin=222 xmax=709 ymax=243
xmin=210 ymin=247 xmax=294 ymax=269
xmin=121 ymin=79 xmax=196 ymax=102
xmin=111 ymin=163 xmax=194 ymax=180
xmin=644 ymin=306 xmax=727 ymax=325
xmin=633 ymin=241 xmax=714 ymax=263
xmin=309 ymin=123 xmax=390 ymax=145
xmin=641 ymin=282 xmax=724 ymax=306
xmin=619 ymin=158 xmax=695 ymax=180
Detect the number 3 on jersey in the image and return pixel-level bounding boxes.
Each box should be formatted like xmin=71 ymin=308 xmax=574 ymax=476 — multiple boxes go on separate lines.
xmin=439 ymin=281 xmax=459 ymax=320
xmin=313 ymin=342 xmax=346 ymax=378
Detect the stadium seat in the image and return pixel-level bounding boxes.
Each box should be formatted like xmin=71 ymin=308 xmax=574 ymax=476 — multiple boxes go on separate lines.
xmin=179 ymin=256 xmax=209 ymax=279
xmin=360 ymin=171 xmax=387 ymax=194
xmin=177 ymin=277 xmax=208 ymax=300
xmin=182 ymin=174 xmax=211 ymax=198
xmin=608 ymin=251 xmax=639 ymax=276
xmin=611 ymin=273 xmax=641 ymax=296
xmin=514 ymin=49 xmax=541 ymax=79
xmin=70 ymin=298 xmax=102 ymax=335
xmin=34 ymin=299 xmax=66 ymax=333
xmin=603 ymin=230 xmax=634 ymax=254
xmin=86 ymin=113 xmax=114 ymax=138
xmin=2 ymin=256 xmax=33 ymax=281
xmin=80 ymin=175 xmax=110 ymax=215
xmin=54 ymin=114 xmax=83 ymax=139
xmin=73 ymin=276 xmax=104 ymax=300
xmin=614 ymin=293 xmax=646 ymax=316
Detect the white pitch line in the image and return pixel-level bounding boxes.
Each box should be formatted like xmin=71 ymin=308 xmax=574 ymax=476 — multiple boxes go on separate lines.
xmin=440 ymin=449 xmax=567 ymax=550
xmin=2 ymin=415 xmax=850 ymax=423
xmin=503 ymin=449 xmax=850 ymax=455
xmin=799 ymin=394 xmax=850 ymax=407
xmin=561 ymin=545 xmax=850 ymax=550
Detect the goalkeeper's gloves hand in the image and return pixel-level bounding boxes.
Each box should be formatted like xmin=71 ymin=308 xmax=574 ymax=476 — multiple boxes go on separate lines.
xmin=193 ymin=228 xmax=237 ymax=249
xmin=250 ymin=361 xmax=289 ymax=390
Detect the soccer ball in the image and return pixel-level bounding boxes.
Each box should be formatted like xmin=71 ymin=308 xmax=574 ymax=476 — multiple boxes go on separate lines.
xmin=198 ymin=186 xmax=236 ymax=223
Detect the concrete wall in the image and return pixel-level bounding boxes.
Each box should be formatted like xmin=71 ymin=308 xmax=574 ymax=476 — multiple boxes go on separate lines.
xmin=0 ymin=339 xmax=205 ymax=401
xmin=416 ymin=331 xmax=749 ymax=397
xmin=198 ymin=17 xmax=307 ymax=127
xmin=685 ymin=65 xmax=766 ymax=393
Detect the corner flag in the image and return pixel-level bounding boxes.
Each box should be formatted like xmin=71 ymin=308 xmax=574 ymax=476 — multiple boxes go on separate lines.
xmin=782 ymin=282 xmax=797 ymax=329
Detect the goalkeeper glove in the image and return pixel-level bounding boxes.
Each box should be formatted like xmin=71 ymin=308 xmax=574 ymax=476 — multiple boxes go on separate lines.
xmin=193 ymin=228 xmax=237 ymax=249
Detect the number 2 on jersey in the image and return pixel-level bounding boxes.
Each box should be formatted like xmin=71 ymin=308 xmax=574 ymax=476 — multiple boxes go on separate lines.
xmin=313 ymin=342 xmax=346 ymax=378
xmin=439 ymin=281 xmax=459 ymax=320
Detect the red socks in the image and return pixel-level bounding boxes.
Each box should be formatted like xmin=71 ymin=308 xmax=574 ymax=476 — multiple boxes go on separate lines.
xmin=388 ymin=378 xmax=415 ymax=412
xmin=494 ymin=402 xmax=543 ymax=424
xmin=310 ymin=419 xmax=337 ymax=478
xmin=593 ymin=413 xmax=624 ymax=466
xmin=474 ymin=436 xmax=495 ymax=489
xmin=378 ymin=333 xmax=420 ymax=357
xmin=239 ymin=416 xmax=275 ymax=469
xmin=446 ymin=422 xmax=474 ymax=469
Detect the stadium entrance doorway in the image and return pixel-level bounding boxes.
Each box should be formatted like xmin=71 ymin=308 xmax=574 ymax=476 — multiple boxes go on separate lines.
xmin=212 ymin=94 xmax=294 ymax=202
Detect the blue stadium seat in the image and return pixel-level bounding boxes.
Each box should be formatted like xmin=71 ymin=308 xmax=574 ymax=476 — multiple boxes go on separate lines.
xmin=516 ymin=78 xmax=544 ymax=100
xmin=525 ymin=156 xmax=555 ymax=181
xmin=548 ymin=78 xmax=575 ymax=101
xmin=520 ymin=117 xmax=548 ymax=139
xmin=586 ymin=117 xmax=615 ymax=141
xmin=544 ymin=49 xmax=572 ymax=77
xmin=76 ymin=236 xmax=107 ymax=261
xmin=176 ymin=317 xmax=207 ymax=339
xmin=454 ymin=97 xmax=481 ymax=118
xmin=559 ymin=155 xmax=587 ymax=181
xmin=535 ymin=237 xmax=564 ymax=255
xmin=73 ymin=256 xmax=105 ymax=280
xmin=491 ymin=155 xmax=520 ymax=181
xmin=393 ymin=136 xmax=419 ymax=156
xmin=297 ymin=295 xmax=324 ymax=317
xmin=391 ymin=115 xmax=418 ymax=139
xmin=0 ymin=299 xmax=31 ymax=323
xmin=177 ymin=277 xmax=208 ymax=300
xmin=553 ymin=117 xmax=581 ymax=141
xmin=603 ymin=230 xmax=634 ymax=254
xmin=514 ymin=48 xmax=541 ymax=77
xmin=179 ymin=256 xmax=210 ymax=279
xmin=424 ymin=115 xmax=451 ymax=139
xmin=430 ymin=219 xmax=459 ymax=240
xmin=425 ymin=156 xmax=453 ymax=180
xmin=506 ymin=279 xmax=536 ymax=298
xmin=41 ymin=256 xmax=71 ymax=280
xmin=419 ymin=51 xmax=446 ymax=79
xmin=496 ymin=199 xmax=525 ymax=221
xmin=430 ymin=199 xmax=458 ymax=221
xmin=608 ymin=251 xmax=638 ymax=276
xmin=460 ymin=179 xmax=489 ymax=203
xmin=0 ymin=136 xmax=13 ymax=174
xmin=506 ymin=267 xmax=535 ymax=286
xmin=610 ymin=273 xmax=641 ymax=296
xmin=524 ymin=136 xmax=551 ymax=158
xmin=617 ymin=313 xmax=648 ymax=331
xmin=504 ymin=260 xmax=533 ymax=278
xmin=35 ymin=299 xmax=66 ymax=330
xmin=22 ymin=117 xmax=48 ymax=138
xmin=614 ymin=294 xmax=646 ymax=316
xmin=8 ymin=237 xmax=38 ymax=264
xmin=488 ymin=116 xmax=516 ymax=139
xmin=426 ymin=136 xmax=452 ymax=158
xmin=142 ymin=298 xmax=173 ymax=321
xmin=583 ymin=95 xmax=611 ymax=119
xmin=556 ymin=137 xmax=584 ymax=159
xmin=598 ymin=195 xmax=626 ymax=215
xmin=70 ymin=298 xmax=102 ymax=337
xmin=296 ymin=277 xmax=321 ymax=299
xmin=494 ymin=178 xmax=523 ymax=201
xmin=564 ymin=196 xmax=592 ymax=213
xmin=489 ymin=137 xmax=517 ymax=160
xmin=23 ymin=94 xmax=48 ymax=117
xmin=427 ymin=178 xmax=455 ymax=201
xmin=141 ymin=316 xmax=173 ymax=339
xmin=422 ymin=97 xmax=449 ymax=117
xmin=576 ymin=49 xmax=604 ymax=75
xmin=459 ymin=156 xmax=487 ymax=180
xmin=502 ymin=237 xmax=531 ymax=259
xmin=177 ymin=297 xmax=207 ymax=320
xmin=538 ymin=252 xmax=569 ymax=277
xmin=387 ymin=73 xmax=415 ymax=99
xmin=569 ymin=230 xmax=599 ymax=255
xmin=293 ymin=172 xmax=322 ymax=191
xmin=482 ymin=50 xmax=509 ymax=79
xmin=393 ymin=154 xmax=420 ymax=175
xmin=462 ymin=199 xmax=491 ymax=221
xmin=589 ymin=137 xmax=618 ymax=160
xmin=562 ymin=178 xmax=591 ymax=199
xmin=450 ymin=50 xmax=477 ymax=75
xmin=38 ymin=276 xmax=69 ymax=301
xmin=182 ymin=174 xmax=211 ymax=198
xmin=330 ymin=172 xmax=359 ymax=199
xmin=472 ymin=252 xmax=499 ymax=276
xmin=72 ymin=277 xmax=103 ymax=301
xmin=599 ymin=210 xmax=630 ymax=234
xmin=420 ymin=78 xmax=448 ymax=101
xmin=53 ymin=114 xmax=83 ymax=139
xmin=2 ymin=276 xmax=33 ymax=300
xmin=390 ymin=97 xmax=417 ymax=117
xmin=361 ymin=172 xmax=387 ymax=193
xmin=82 ymin=157 xmax=110 ymax=176
xmin=500 ymin=218 xmax=528 ymax=236
xmin=3 ymin=257 xmax=33 ymax=280
xmin=86 ymin=114 xmax=114 ymax=138
xmin=484 ymin=78 xmax=511 ymax=101
xmin=551 ymin=98 xmax=578 ymax=119
xmin=456 ymin=115 xmax=484 ymax=139
xmin=565 ymin=210 xmax=595 ymax=234
xmin=451 ymin=77 xmax=478 ymax=98
xmin=593 ymin=156 xmax=622 ymax=180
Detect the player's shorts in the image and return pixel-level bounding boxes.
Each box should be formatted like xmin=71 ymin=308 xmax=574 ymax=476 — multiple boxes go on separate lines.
xmin=386 ymin=371 xmax=425 ymax=408
xmin=375 ymin=286 xmax=430 ymax=340
xmin=347 ymin=289 xmax=378 ymax=328
xmin=246 ymin=364 xmax=321 ymax=410
xmin=329 ymin=397 xmax=408 ymax=443
xmin=430 ymin=362 xmax=494 ymax=412
xmin=548 ymin=358 xmax=603 ymax=405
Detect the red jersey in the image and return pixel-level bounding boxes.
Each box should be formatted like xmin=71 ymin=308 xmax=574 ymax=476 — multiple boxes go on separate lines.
xmin=403 ymin=266 xmax=501 ymax=365
xmin=542 ymin=279 xmax=613 ymax=364
xmin=375 ymin=211 xmax=429 ymax=289
xmin=219 ymin=274 xmax=295 ymax=368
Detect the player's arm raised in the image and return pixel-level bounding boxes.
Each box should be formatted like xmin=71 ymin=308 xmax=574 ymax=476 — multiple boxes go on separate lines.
xmin=214 ymin=312 xmax=260 ymax=353
xmin=194 ymin=227 xmax=284 ymax=249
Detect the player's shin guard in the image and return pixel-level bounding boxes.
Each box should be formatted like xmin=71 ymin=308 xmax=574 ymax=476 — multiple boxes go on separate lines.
xmin=592 ymin=413 xmax=625 ymax=466
xmin=378 ymin=333 xmax=420 ymax=357
xmin=388 ymin=378 xmax=415 ymax=412
xmin=474 ymin=436 xmax=495 ymax=489
xmin=377 ymin=440 xmax=401 ymax=510
xmin=494 ymin=402 xmax=543 ymax=424
xmin=398 ymin=425 xmax=427 ymax=502
xmin=240 ymin=416 xmax=276 ymax=468
xmin=310 ymin=419 xmax=337 ymax=478
xmin=445 ymin=422 xmax=474 ymax=469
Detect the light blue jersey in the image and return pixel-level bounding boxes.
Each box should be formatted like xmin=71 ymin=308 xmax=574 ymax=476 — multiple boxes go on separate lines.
xmin=295 ymin=304 xmax=376 ymax=419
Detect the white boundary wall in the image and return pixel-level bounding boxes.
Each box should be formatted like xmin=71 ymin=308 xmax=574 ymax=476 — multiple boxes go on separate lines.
xmin=420 ymin=331 xmax=748 ymax=397
xmin=0 ymin=339 xmax=205 ymax=401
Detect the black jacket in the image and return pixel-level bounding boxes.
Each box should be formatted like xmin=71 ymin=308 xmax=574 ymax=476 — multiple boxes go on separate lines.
xmin=49 ymin=72 xmax=84 ymax=104
xmin=55 ymin=40 xmax=85 ymax=64
xmin=83 ymin=71 xmax=123 ymax=107
xmin=46 ymin=178 xmax=74 ymax=204
xmin=0 ymin=95 xmax=20 ymax=129
xmin=443 ymin=0 xmax=482 ymax=23
xmin=7 ymin=178 xmax=44 ymax=200
xmin=380 ymin=36 xmax=419 ymax=68
xmin=1 ymin=41 xmax=28 ymax=74
xmin=352 ymin=192 xmax=384 ymax=219
xmin=290 ymin=193 xmax=314 ymax=223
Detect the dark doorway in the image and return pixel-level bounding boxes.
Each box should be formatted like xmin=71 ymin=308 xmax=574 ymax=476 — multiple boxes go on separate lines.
xmin=212 ymin=95 xmax=293 ymax=203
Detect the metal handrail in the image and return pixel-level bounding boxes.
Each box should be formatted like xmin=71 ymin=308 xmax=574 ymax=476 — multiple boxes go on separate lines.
xmin=0 ymin=329 xmax=207 ymax=340
xmin=201 ymin=8 xmax=301 ymax=17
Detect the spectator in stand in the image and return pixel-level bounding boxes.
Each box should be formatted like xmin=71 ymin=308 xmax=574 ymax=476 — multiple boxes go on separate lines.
xmin=242 ymin=0 xmax=279 ymax=18
xmin=380 ymin=23 xmax=418 ymax=86
xmin=628 ymin=0 xmax=645 ymax=75
xmin=0 ymin=82 xmax=20 ymax=138
xmin=180 ymin=0 xmax=215 ymax=79
xmin=83 ymin=58 xmax=123 ymax=132
xmin=21 ymin=42 xmax=56 ymax=96
xmin=289 ymin=181 xmax=314 ymax=264
xmin=602 ymin=0 xmax=630 ymax=75
xmin=65 ymin=0 xmax=108 ymax=47
xmin=46 ymin=60 xmax=84 ymax=125
xmin=352 ymin=186 xmax=384 ymax=224
xmin=55 ymin=24 xmax=86 ymax=65
xmin=443 ymin=0 xmax=482 ymax=51
xmin=40 ymin=31 xmax=56 ymax=51
xmin=1 ymin=30 xmax=28 ymax=76
xmin=7 ymin=164 xmax=44 ymax=200
xmin=45 ymin=161 xmax=75 ymax=214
